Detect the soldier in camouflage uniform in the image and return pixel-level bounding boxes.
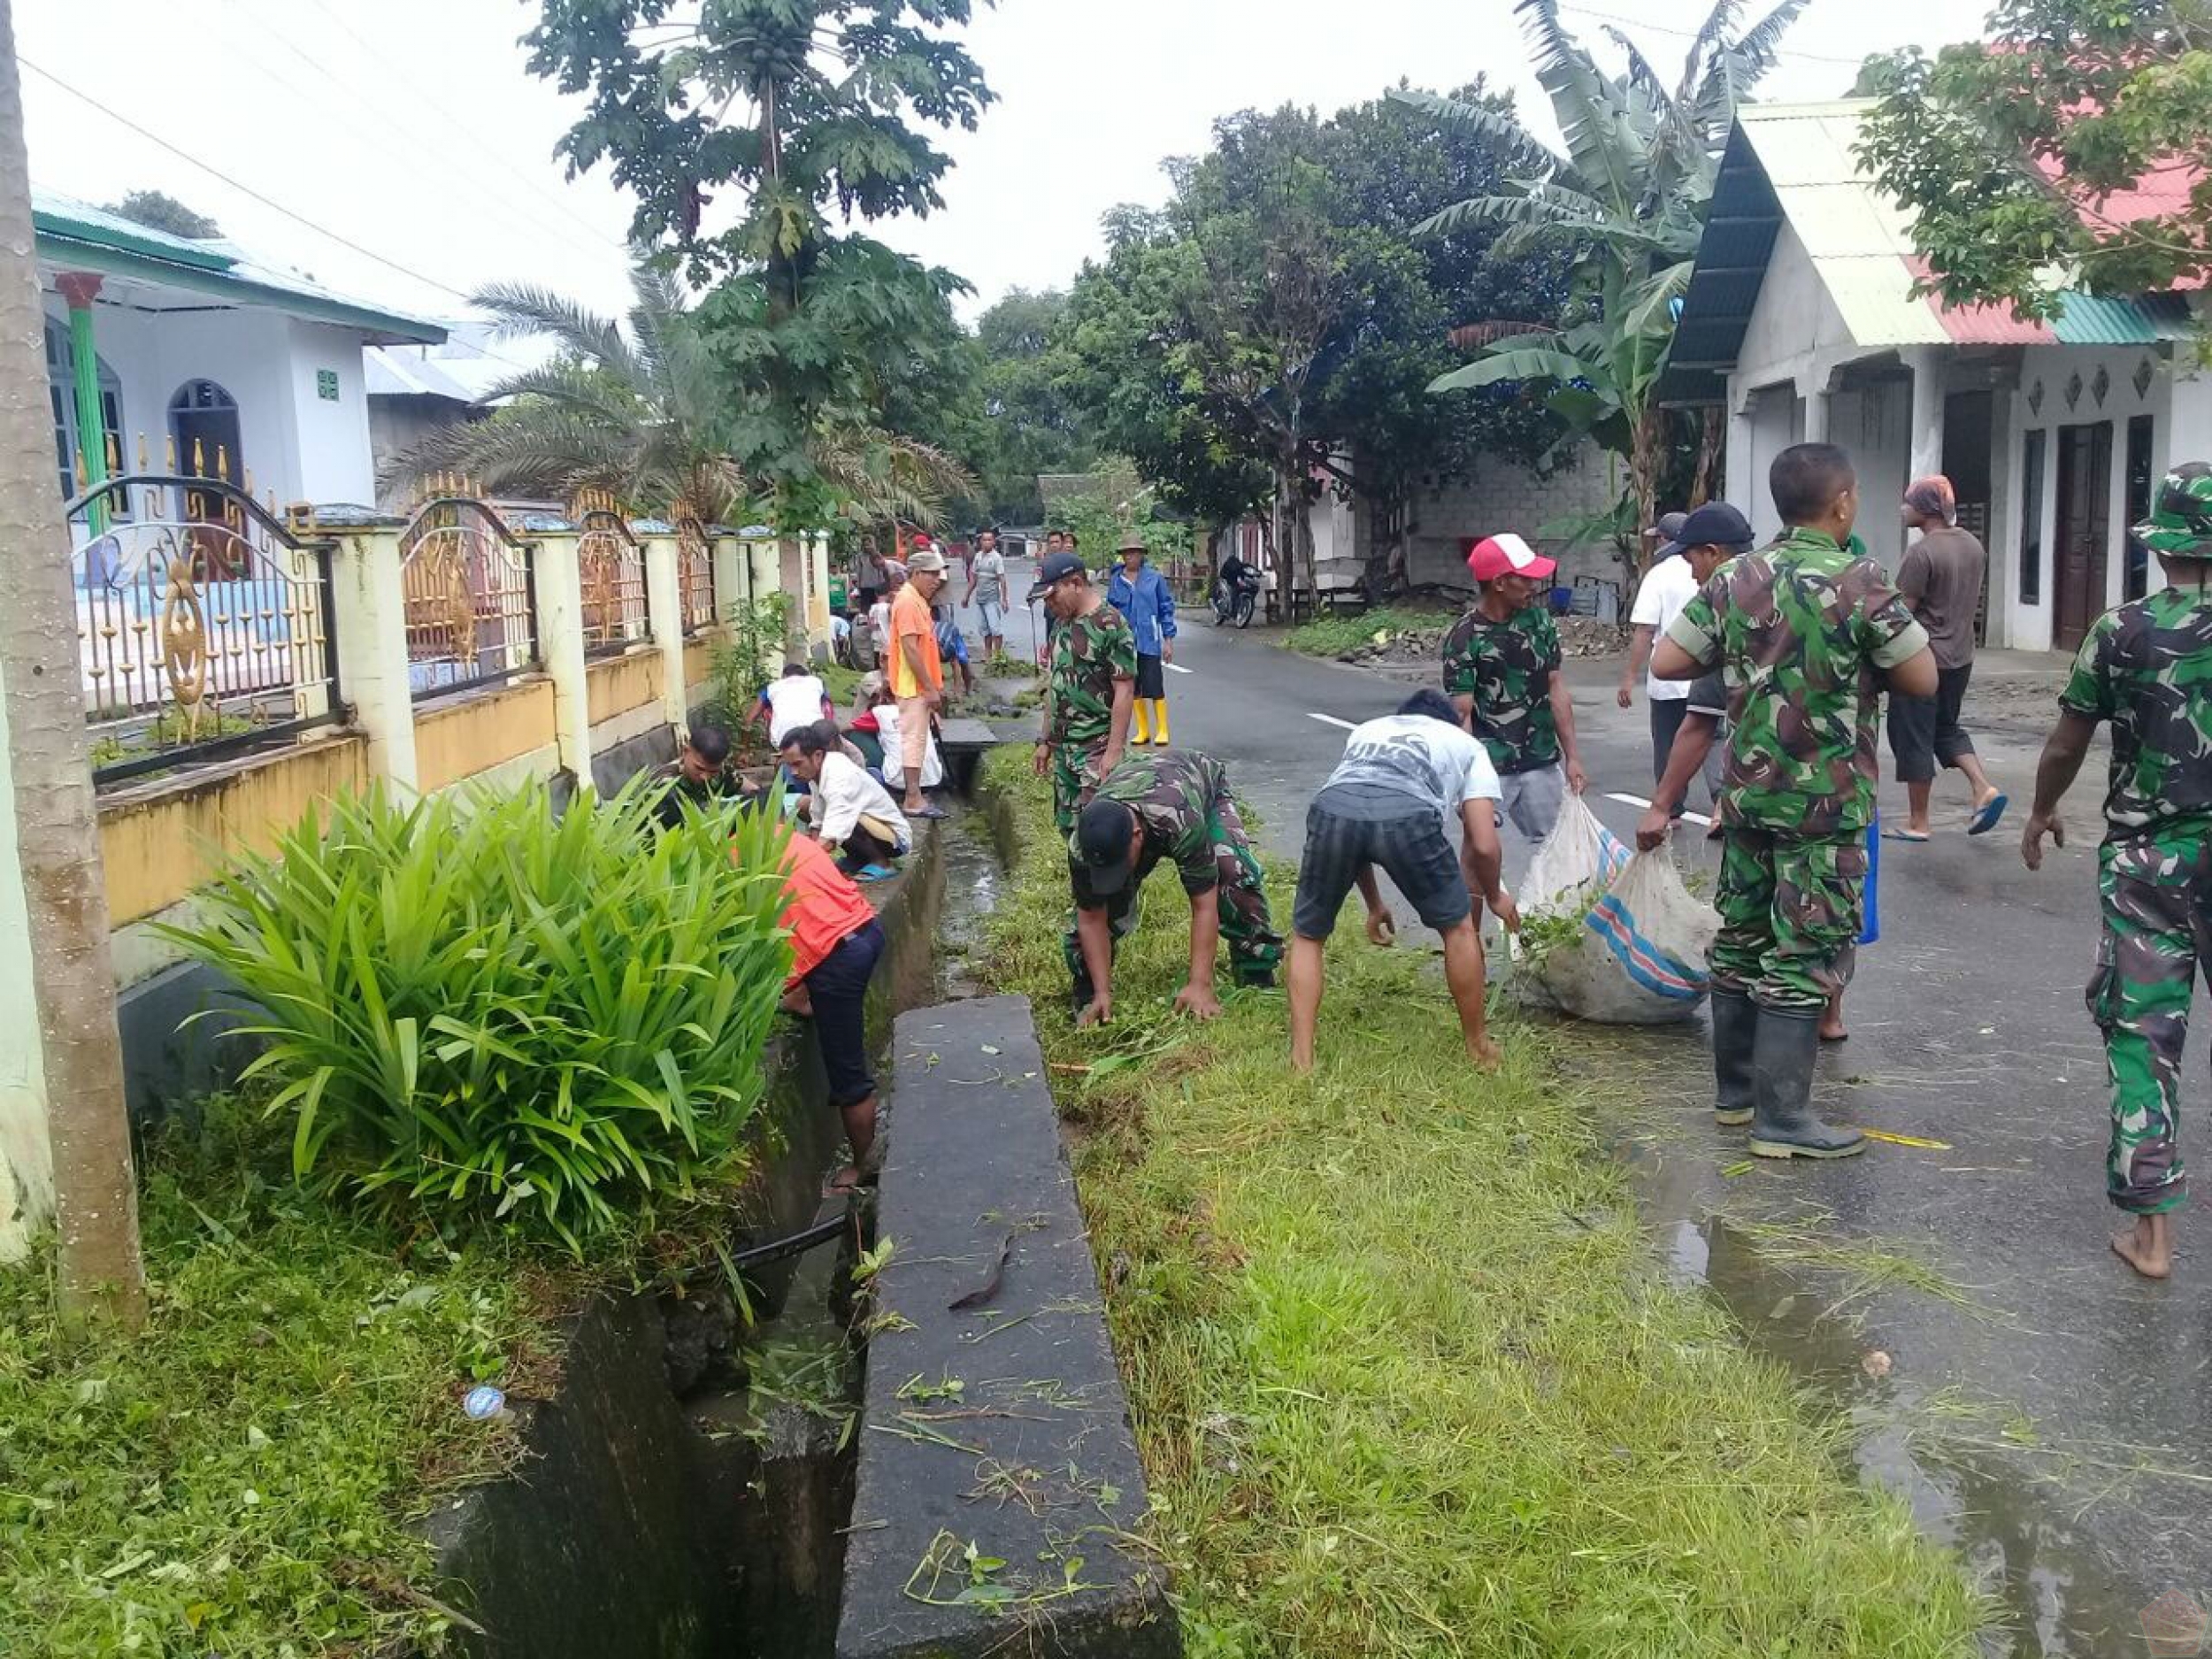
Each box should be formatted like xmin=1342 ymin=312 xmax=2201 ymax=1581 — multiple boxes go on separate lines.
xmin=1441 ymin=534 xmax=1587 ymax=840
xmin=1656 ymin=443 xmax=1934 ymax=1160
xmin=1064 ymin=749 xmax=1283 ymax=1025
xmin=1027 ymin=550 xmax=1138 ymax=836
xmin=2024 ymin=461 xmax=2212 ymax=1280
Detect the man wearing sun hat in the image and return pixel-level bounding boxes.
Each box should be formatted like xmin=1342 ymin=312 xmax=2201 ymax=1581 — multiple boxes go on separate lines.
xmin=1441 ymin=531 xmax=1588 ymax=843
xmin=2024 ymin=461 xmax=2212 ymax=1280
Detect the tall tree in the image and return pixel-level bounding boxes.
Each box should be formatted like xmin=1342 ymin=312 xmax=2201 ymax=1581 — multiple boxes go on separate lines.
xmin=1399 ymin=0 xmax=1808 ymax=561
xmin=524 ymin=0 xmax=994 ymax=527
xmin=1856 ymin=0 xmax=2212 ymax=319
xmin=101 ymin=188 xmax=220 ymax=240
xmin=965 ymin=289 xmax=1100 ymax=522
xmin=0 ymin=0 xmax=146 ymax=1324
xmin=1058 ymin=89 xmax=1573 ymax=595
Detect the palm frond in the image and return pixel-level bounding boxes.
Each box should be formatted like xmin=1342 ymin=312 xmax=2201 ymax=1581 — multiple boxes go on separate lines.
xmin=382 ymin=407 xmax=641 ymax=503
xmin=1685 ymin=0 xmax=1747 ymax=85
xmin=471 ymin=282 xmax=635 ymax=377
xmin=1603 ymin=27 xmax=1682 ymax=127
xmin=1428 ymin=342 xmax=1600 ymax=396
xmin=1448 ymin=319 xmax=1559 ymax=351
xmin=1517 ymin=0 xmax=1641 ymax=211
xmin=1619 ymin=260 xmax=1694 ymax=340
xmin=1386 ymin=87 xmax=1560 ymax=175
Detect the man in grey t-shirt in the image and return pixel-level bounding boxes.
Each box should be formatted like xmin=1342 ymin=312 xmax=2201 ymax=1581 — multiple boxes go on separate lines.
xmin=1886 ymin=476 xmax=2007 ymax=840
xmin=1288 ymin=689 xmax=1519 ymax=1075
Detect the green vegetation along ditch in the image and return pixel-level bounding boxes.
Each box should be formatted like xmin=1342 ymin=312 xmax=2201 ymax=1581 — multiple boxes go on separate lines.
xmin=977 ymin=749 xmax=1985 ymax=1657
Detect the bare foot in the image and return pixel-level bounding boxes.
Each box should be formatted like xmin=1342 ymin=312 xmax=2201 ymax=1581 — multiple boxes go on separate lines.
xmin=826 ymin=1165 xmax=867 ymax=1197
xmin=1818 ymin=1016 xmax=1847 ymax=1041
xmin=1468 ymin=1034 xmax=1502 ymax=1071
xmin=2111 ymin=1214 xmax=2173 ymax=1279
xmin=1290 ymin=1047 xmax=1315 ymax=1075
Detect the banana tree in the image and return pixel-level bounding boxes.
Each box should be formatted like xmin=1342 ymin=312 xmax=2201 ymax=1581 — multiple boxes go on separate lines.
xmin=1395 ymin=0 xmax=1806 ymax=567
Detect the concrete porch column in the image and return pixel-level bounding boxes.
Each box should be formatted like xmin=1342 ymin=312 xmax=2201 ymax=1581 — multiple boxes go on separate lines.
xmin=1800 ymin=380 xmax=1829 ymax=444
xmin=1904 ymin=345 xmax=1947 ymax=485
xmin=640 ymin=525 xmax=687 ymax=729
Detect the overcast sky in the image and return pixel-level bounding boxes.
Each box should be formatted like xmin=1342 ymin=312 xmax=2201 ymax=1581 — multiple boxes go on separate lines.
xmin=15 ymin=0 xmax=1995 ymax=339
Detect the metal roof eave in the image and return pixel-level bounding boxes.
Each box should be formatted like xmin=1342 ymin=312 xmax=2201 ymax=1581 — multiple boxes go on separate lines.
xmin=36 ymin=228 xmax=446 ymax=346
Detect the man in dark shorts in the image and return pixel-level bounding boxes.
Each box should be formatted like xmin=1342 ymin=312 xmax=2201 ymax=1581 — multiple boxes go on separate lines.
xmin=1287 ymin=689 xmax=1520 ymax=1074
xmin=765 ymin=831 xmax=887 ymax=1194
xmin=1887 ymin=474 xmax=2007 ymax=840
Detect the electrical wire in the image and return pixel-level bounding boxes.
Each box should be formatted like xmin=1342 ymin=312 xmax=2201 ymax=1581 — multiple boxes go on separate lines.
xmin=1556 ymin=4 xmax=1873 ymax=68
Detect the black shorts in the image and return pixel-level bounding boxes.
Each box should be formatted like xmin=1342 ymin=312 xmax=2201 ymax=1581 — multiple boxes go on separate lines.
xmin=1134 ymin=654 xmax=1166 ymax=698
xmin=1292 ymin=795 xmax=1471 ymax=940
xmin=804 ymin=920 xmax=886 ymax=1108
xmin=1887 ymin=663 xmax=1977 ymax=783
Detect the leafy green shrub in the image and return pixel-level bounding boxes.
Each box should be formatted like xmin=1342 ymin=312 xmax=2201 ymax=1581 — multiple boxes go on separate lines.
xmin=167 ymin=782 xmax=795 ymax=1251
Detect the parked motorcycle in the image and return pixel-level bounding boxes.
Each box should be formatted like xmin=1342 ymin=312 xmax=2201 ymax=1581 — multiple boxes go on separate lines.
xmin=1212 ymin=569 xmax=1260 ymax=628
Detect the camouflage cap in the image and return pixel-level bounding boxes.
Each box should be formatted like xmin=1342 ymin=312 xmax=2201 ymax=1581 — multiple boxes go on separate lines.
xmin=2136 ymin=462 xmax=2212 ymax=559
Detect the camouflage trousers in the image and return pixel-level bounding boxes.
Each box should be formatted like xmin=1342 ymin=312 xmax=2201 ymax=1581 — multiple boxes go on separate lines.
xmin=1063 ymin=794 xmax=1283 ymax=997
xmin=1049 ymin=739 xmax=1108 ymax=837
xmin=1709 ymin=827 xmax=1868 ymax=1014
xmin=2088 ymin=825 xmax=2212 ymax=1215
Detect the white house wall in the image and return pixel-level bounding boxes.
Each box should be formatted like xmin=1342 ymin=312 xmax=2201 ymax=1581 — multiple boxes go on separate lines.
xmin=42 ymin=297 xmax=373 ymax=511
xmin=2001 ymin=343 xmax=2181 ymax=653
xmin=1732 ymin=223 xmax=1857 ymax=405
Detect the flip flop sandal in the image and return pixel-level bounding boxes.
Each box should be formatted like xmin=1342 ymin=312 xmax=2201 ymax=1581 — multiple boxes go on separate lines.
xmin=1968 ymin=794 xmax=2010 ymax=836
xmin=1881 ymin=827 xmax=1932 ymax=842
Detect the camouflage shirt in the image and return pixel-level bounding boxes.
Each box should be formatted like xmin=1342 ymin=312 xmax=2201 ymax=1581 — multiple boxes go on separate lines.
xmin=1440 ymin=604 xmax=1562 ymax=775
xmin=1666 ymin=527 xmax=1928 ymax=837
xmin=1070 ymin=749 xmax=1233 ymax=904
xmin=2059 ymin=587 xmax=2212 ymax=835
xmin=1047 ymin=603 xmax=1139 ymax=747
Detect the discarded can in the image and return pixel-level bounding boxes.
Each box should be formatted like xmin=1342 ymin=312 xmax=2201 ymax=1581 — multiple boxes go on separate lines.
xmin=463 ymin=1385 xmax=507 ymax=1421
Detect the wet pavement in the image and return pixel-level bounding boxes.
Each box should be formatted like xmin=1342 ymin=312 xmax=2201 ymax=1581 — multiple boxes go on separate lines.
xmin=1126 ymin=615 xmax=2212 ymax=1655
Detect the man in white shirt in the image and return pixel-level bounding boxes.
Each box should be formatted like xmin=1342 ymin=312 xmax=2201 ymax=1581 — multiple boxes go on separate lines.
xmin=756 ymin=663 xmax=835 ymax=749
xmin=1286 ymin=689 xmax=1522 ymax=1074
xmin=964 ymin=528 xmax=1009 ymax=660
xmin=780 ymin=719 xmax=912 ymax=875
xmin=1617 ymin=503 xmax=1754 ymax=813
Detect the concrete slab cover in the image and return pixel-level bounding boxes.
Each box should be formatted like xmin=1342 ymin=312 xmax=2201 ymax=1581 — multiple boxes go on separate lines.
xmin=836 ymin=995 xmax=1179 ymax=1659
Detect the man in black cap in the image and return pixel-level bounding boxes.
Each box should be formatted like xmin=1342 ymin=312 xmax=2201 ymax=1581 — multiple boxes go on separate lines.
xmin=1066 ymin=749 xmax=1282 ymax=1026
xmin=1031 ymin=549 xmax=1139 ymax=836
xmin=1620 ymin=503 xmax=1755 ymax=810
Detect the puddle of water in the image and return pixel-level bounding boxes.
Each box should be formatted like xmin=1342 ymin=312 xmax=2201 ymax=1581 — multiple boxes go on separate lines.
xmin=1627 ymin=1130 xmax=2147 ymax=1656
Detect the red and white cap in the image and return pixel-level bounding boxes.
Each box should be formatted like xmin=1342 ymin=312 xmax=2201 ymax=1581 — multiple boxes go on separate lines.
xmin=1466 ymin=533 xmax=1557 ymax=583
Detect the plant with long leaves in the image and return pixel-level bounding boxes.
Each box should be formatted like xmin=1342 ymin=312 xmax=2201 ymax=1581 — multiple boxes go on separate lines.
xmin=1395 ymin=0 xmax=1808 ymax=564
xmin=165 ymin=781 xmax=796 ymax=1253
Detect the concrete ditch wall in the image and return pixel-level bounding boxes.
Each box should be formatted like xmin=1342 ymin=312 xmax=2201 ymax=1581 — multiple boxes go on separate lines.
xmin=428 ymin=818 xmax=948 ymax=1659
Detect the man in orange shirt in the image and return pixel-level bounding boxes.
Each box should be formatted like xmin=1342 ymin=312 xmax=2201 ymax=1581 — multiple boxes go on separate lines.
xmin=765 ymin=831 xmax=887 ymax=1194
xmin=890 ymin=544 xmax=949 ymax=818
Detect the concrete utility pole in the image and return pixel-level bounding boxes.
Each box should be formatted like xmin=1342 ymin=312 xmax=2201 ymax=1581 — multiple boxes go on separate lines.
xmin=0 ymin=0 xmax=146 ymax=1325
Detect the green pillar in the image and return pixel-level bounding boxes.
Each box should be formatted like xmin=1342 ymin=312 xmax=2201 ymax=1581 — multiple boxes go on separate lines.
xmin=56 ymin=272 xmax=106 ymax=531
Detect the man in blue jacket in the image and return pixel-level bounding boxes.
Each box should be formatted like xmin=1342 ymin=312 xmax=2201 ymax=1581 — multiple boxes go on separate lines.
xmin=1107 ymin=532 xmax=1178 ymax=745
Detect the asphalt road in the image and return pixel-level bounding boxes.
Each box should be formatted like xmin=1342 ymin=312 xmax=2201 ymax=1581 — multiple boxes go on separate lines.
xmin=962 ymin=582 xmax=2205 ymax=1658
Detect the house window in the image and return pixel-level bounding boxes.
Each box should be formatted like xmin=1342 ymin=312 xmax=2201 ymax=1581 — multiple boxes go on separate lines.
xmin=2124 ymin=414 xmax=2155 ymax=601
xmin=43 ymin=318 xmax=123 ymax=502
xmin=2018 ymin=428 xmax=2045 ymax=606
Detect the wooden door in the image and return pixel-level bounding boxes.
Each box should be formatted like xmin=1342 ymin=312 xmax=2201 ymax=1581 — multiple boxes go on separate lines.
xmin=2055 ymin=423 xmax=2112 ymax=652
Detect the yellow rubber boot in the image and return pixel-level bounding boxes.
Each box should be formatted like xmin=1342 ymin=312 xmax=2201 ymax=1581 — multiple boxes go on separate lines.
xmin=1132 ymin=698 xmax=1151 ymax=744
xmin=1152 ymin=699 xmax=1171 ymax=746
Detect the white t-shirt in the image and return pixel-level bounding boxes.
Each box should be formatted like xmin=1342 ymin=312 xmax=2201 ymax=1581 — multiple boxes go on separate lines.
xmin=1631 ymin=555 xmax=1700 ymax=701
xmin=1318 ymin=714 xmax=1502 ymax=830
xmin=761 ymin=674 xmax=830 ymax=745
xmin=868 ymin=600 xmax=893 ymax=652
xmin=809 ymin=749 xmax=910 ymax=852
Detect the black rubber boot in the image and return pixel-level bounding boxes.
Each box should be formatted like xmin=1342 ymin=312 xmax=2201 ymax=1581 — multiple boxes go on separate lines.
xmin=1709 ymin=987 xmax=1756 ymax=1127
xmin=1747 ymin=1007 xmax=1865 ymax=1159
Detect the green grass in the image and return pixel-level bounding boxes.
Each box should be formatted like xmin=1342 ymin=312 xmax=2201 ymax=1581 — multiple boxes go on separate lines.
xmin=1281 ymin=603 xmax=1459 ymax=660
xmin=0 ymin=1100 xmax=567 ymax=1657
xmin=977 ymin=750 xmax=1985 ymax=1657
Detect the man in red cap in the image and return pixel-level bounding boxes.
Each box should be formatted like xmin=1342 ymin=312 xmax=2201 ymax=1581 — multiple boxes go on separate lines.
xmin=1442 ymin=533 xmax=1587 ymax=843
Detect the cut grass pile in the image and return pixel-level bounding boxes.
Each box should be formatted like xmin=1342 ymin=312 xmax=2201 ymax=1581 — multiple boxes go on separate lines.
xmin=1281 ymin=603 xmax=1458 ymax=661
xmin=0 ymin=1100 xmax=565 ymax=1657
xmin=978 ymin=749 xmax=1985 ymax=1657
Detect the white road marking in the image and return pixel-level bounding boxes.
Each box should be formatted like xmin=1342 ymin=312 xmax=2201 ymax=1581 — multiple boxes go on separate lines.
xmin=1164 ymin=662 xmax=1194 ymax=674
xmin=1605 ymin=790 xmax=1712 ymax=828
xmin=1305 ymin=711 xmax=1357 ymax=731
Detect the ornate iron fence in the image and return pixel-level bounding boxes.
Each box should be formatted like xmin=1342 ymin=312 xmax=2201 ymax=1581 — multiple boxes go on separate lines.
xmin=574 ymin=493 xmax=649 ymax=657
xmin=66 ymin=472 xmax=343 ymax=786
xmin=677 ymin=516 xmax=718 ymax=635
xmin=398 ymin=484 xmax=538 ymax=699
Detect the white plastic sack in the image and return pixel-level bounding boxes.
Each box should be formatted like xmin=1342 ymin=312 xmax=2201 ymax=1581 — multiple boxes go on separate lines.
xmin=1513 ymin=796 xmax=1717 ymax=1025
